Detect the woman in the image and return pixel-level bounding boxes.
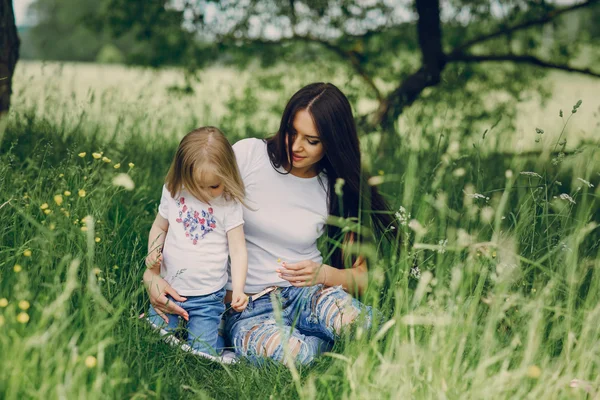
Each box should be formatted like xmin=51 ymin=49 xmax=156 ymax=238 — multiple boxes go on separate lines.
xmin=147 ymin=83 xmax=398 ymax=364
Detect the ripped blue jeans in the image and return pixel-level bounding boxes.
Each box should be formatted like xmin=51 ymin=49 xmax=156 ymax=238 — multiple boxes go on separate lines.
xmin=224 ymin=284 xmax=373 ymax=365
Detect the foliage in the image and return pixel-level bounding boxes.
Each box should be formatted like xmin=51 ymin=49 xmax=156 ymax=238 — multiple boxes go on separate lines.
xmin=1 ymin=61 xmax=600 ymax=398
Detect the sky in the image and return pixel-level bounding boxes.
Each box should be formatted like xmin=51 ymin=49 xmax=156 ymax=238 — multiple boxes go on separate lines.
xmin=14 ymin=0 xmax=34 ymax=25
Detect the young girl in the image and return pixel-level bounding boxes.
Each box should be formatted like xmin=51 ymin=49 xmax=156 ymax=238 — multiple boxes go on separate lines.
xmin=143 ymin=126 xmax=248 ymax=357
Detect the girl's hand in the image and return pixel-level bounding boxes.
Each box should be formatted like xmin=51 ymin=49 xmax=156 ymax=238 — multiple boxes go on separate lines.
xmin=143 ymin=269 xmax=189 ymax=322
xmin=277 ymin=261 xmax=327 ymax=287
xmin=145 ymin=252 xmax=162 ymax=270
xmin=231 ymin=290 xmax=249 ymax=312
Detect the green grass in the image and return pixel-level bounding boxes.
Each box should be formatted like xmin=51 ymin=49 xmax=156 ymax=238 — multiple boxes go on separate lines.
xmin=1 ymin=63 xmax=599 ymax=399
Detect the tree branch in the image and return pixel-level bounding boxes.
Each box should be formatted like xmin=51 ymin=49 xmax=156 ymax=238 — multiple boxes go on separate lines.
xmin=453 ymin=0 xmax=599 ymax=53
xmin=448 ymin=53 xmax=600 ymax=78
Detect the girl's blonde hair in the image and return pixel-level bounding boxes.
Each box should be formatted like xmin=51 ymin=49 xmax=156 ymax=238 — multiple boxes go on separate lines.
xmin=165 ymin=126 xmax=245 ymax=205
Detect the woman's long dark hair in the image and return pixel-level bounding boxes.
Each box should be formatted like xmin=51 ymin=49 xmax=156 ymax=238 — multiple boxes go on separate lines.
xmin=266 ymin=82 xmax=399 ymax=269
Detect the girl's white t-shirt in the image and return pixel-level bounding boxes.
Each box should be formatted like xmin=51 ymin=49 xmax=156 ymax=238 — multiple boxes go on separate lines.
xmin=226 ymin=138 xmax=329 ymax=293
xmin=158 ymin=185 xmax=244 ymax=296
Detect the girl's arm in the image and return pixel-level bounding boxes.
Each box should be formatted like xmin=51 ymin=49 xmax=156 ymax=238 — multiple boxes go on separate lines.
xmin=146 ymin=213 xmax=169 ymax=273
xmin=227 ymin=225 xmax=248 ymax=311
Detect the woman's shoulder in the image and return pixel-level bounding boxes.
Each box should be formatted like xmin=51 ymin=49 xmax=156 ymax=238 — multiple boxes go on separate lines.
xmin=232 ymin=137 xmax=266 ymax=153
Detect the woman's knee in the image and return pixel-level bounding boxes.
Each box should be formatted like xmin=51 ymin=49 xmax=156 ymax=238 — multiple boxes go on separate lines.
xmin=312 ymin=285 xmax=372 ymax=336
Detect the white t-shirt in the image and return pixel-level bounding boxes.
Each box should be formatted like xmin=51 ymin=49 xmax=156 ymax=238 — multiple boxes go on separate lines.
xmin=158 ymin=185 xmax=244 ymax=296
xmin=226 ymin=138 xmax=329 ymax=293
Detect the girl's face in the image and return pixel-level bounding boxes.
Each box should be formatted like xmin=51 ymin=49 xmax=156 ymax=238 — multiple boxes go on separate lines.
xmin=198 ymin=171 xmax=224 ymax=199
xmin=286 ymin=109 xmax=325 ymax=178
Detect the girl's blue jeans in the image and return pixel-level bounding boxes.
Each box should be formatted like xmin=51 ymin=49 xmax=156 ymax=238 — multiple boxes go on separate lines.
xmin=224 ymin=284 xmax=373 ymax=365
xmin=147 ymin=287 xmax=226 ymax=355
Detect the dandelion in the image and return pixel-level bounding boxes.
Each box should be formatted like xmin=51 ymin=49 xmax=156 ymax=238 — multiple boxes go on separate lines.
xmin=78 ymin=152 xmax=87 ymax=157
xmin=18 ymin=300 xmax=30 ymax=310
xmin=78 ymin=189 xmax=86 ymax=197
xmin=64 ymin=190 xmax=71 ymax=196
xmin=40 ymin=203 xmax=49 ymax=210
xmin=92 ymin=152 xmax=102 ymax=159
xmin=0 ymin=298 xmax=7 ymax=307
xmin=44 ymin=209 xmax=51 ymax=215
xmin=85 ymin=355 xmax=97 ymax=368
xmin=576 ymin=178 xmax=594 ymax=188
xmin=54 ymin=195 xmax=63 ymax=206
xmin=559 ymin=193 xmax=576 ymax=204
xmin=128 ymin=162 xmax=134 ymax=168
xmin=17 ymin=312 xmax=30 ymax=324
xmin=112 ymin=173 xmax=135 ymax=191
xmin=113 ymin=163 xmax=121 ymax=169
xmin=527 ymin=365 xmax=541 ymax=379
xmin=102 ymin=156 xmax=111 ymax=163
xmin=95 ymin=237 xmax=101 ymax=243
xmin=13 ymin=264 xmax=22 ymax=273
xmin=93 ymin=267 xmax=102 ymax=275
xmin=23 ymin=249 xmax=32 ymax=257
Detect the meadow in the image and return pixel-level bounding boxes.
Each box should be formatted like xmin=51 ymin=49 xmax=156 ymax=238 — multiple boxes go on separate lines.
xmin=0 ymin=61 xmax=599 ymax=399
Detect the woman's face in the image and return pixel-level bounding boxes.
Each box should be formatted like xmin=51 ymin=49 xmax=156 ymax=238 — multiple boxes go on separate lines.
xmin=286 ymin=109 xmax=325 ymax=178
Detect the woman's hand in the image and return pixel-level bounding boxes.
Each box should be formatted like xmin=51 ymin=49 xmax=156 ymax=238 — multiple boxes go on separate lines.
xmin=230 ymin=290 xmax=249 ymax=312
xmin=143 ymin=269 xmax=189 ymax=322
xmin=277 ymin=261 xmax=328 ymax=287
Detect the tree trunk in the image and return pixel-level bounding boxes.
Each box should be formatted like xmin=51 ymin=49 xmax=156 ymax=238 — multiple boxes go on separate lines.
xmin=0 ymin=0 xmax=20 ymax=116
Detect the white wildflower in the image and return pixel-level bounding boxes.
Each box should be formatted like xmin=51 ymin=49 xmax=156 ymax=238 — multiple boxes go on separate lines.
xmin=464 ymin=192 xmax=489 ymax=200
xmin=394 ymin=206 xmax=411 ymax=226
xmin=410 ymin=265 xmax=421 ymax=280
xmin=437 ymin=239 xmax=448 ymax=254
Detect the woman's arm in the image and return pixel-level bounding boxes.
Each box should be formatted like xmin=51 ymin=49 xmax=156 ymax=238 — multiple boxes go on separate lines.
xmin=227 ymin=225 xmax=249 ymax=311
xmin=278 ymin=256 xmax=368 ymax=296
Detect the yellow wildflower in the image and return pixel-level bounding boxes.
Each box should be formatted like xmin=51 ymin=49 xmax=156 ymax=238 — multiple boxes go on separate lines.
xmin=93 ymin=267 xmax=101 ymax=275
xmin=78 ymin=152 xmax=87 ymax=157
xmin=17 ymin=312 xmax=30 ymax=324
xmin=95 ymin=237 xmax=101 ymax=243
xmin=0 ymin=298 xmax=8 ymax=307
xmin=102 ymin=156 xmax=111 ymax=163
xmin=128 ymin=162 xmax=134 ymax=168
xmin=23 ymin=249 xmax=32 ymax=257
xmin=59 ymin=173 xmax=64 ymax=178
xmin=78 ymin=189 xmax=86 ymax=197
xmin=54 ymin=195 xmax=63 ymax=206
xmin=40 ymin=203 xmax=49 ymax=210
xmin=92 ymin=152 xmax=102 ymax=159
xmin=113 ymin=265 xmax=119 ymax=270
xmin=49 ymin=223 xmax=56 ymax=230
xmin=44 ymin=209 xmax=52 ymax=215
xmin=81 ymin=226 xmax=88 ymax=232
xmin=64 ymin=190 xmax=72 ymax=196
xmin=18 ymin=300 xmax=30 ymax=310
xmin=113 ymin=163 xmax=121 ymax=169
xmin=527 ymin=365 xmax=541 ymax=379
xmin=13 ymin=264 xmax=22 ymax=273
xmin=85 ymin=355 xmax=97 ymax=368
xmin=378 ymin=170 xmax=384 ymax=176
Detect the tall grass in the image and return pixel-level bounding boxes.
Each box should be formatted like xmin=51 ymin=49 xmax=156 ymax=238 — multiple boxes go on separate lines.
xmin=1 ymin=63 xmax=599 ymax=399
